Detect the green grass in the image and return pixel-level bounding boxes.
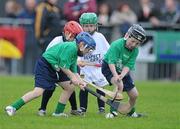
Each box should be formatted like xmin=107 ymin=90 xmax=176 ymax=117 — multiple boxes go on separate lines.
xmin=0 ymin=76 xmax=180 ymax=129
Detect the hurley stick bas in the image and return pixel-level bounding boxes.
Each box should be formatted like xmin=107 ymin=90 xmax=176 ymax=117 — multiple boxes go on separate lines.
xmin=84 ymin=86 xmax=131 ymax=114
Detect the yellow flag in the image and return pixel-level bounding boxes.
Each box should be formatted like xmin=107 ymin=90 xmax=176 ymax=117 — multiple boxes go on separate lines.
xmin=0 ymin=39 xmax=22 ymax=59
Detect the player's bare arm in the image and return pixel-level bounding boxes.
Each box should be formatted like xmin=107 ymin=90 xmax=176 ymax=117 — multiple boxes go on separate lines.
xmin=118 ymin=66 xmax=130 ymax=80
xmin=75 ymin=73 xmax=87 ymax=90
xmin=108 ymin=64 xmax=123 ymax=93
xmin=60 ymin=68 xmax=80 ymax=85
xmin=108 ymin=64 xmax=118 ymax=77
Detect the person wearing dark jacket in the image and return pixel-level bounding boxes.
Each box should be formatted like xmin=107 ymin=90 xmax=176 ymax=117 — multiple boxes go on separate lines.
xmin=35 ymin=0 xmax=62 ymax=52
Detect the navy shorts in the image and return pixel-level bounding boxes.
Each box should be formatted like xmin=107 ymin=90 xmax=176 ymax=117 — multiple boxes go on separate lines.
xmin=34 ymin=57 xmax=70 ymax=90
xmin=101 ymin=60 xmax=135 ymax=92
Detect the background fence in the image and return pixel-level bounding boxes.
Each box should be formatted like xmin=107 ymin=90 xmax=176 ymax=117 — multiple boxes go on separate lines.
xmin=0 ymin=0 xmax=180 ymax=81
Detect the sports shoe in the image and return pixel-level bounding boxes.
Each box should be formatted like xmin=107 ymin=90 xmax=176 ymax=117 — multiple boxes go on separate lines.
xmin=98 ymin=107 xmax=105 ymax=114
xmin=37 ymin=109 xmax=46 ymax=116
xmin=70 ymin=110 xmax=84 ymax=116
xmin=105 ymin=111 xmax=118 ymax=119
xmin=127 ymin=112 xmax=144 ymax=118
xmin=110 ymin=111 xmax=118 ymax=117
xmin=52 ymin=112 xmax=68 ymax=117
xmin=77 ymin=108 xmax=86 ymax=116
xmin=5 ymin=106 xmax=16 ymax=116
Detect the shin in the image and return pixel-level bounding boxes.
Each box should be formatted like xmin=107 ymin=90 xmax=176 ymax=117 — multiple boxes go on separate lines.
xmin=22 ymin=87 xmax=44 ymax=103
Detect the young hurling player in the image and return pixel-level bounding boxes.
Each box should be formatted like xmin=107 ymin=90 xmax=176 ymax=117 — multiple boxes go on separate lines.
xmin=38 ymin=21 xmax=84 ymax=116
xmin=5 ymin=32 xmax=96 ymax=117
xmin=77 ymin=13 xmax=110 ymax=114
xmin=102 ymin=24 xmax=146 ymax=118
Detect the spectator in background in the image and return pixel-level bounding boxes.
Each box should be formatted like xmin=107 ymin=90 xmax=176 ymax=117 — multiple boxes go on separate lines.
xmin=110 ymin=3 xmax=137 ymax=37
xmin=63 ymin=0 xmax=97 ymax=21
xmin=18 ymin=0 xmax=36 ymax=20
xmin=97 ymin=2 xmax=112 ymax=42
xmin=137 ymin=0 xmax=161 ymax=26
xmin=158 ymin=0 xmax=179 ymax=81
xmin=160 ymin=0 xmax=180 ymax=24
xmin=3 ymin=0 xmax=22 ymax=74
xmin=35 ymin=0 xmax=62 ymax=52
xmin=5 ymin=0 xmax=22 ymax=18
xmin=97 ymin=3 xmax=112 ymax=26
xmin=17 ymin=0 xmax=37 ymax=74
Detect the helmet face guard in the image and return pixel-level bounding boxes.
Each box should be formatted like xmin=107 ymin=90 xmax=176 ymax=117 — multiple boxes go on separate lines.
xmin=76 ymin=32 xmax=96 ymax=51
xmin=83 ymin=44 xmax=95 ymax=53
xmin=79 ymin=13 xmax=98 ymax=34
xmin=127 ymin=24 xmax=146 ymax=43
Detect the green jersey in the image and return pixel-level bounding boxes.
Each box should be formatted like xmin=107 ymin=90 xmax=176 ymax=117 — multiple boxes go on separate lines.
xmin=43 ymin=41 xmax=78 ymax=73
xmin=104 ymin=38 xmax=138 ymax=72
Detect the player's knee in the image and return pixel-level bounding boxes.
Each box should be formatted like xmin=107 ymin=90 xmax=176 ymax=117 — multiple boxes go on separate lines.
xmin=65 ymin=85 xmax=75 ymax=92
xmin=69 ymin=86 xmax=75 ymax=92
xmin=129 ymin=90 xmax=138 ymax=100
xmin=132 ymin=92 xmax=139 ymax=100
xmin=134 ymin=93 xmax=138 ymax=100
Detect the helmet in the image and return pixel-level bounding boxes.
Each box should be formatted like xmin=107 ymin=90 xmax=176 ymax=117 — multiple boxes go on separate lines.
xmin=127 ymin=24 xmax=146 ymax=42
xmin=79 ymin=13 xmax=98 ymax=25
xmin=64 ymin=21 xmax=83 ymax=36
xmin=76 ymin=32 xmax=96 ymax=50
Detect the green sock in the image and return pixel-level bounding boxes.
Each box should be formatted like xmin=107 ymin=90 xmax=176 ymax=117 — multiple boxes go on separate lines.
xmin=11 ymin=98 xmax=25 ymax=110
xmin=127 ymin=107 xmax=135 ymax=115
xmin=55 ymin=102 xmax=66 ymax=114
xmin=110 ymin=106 xmax=117 ymax=113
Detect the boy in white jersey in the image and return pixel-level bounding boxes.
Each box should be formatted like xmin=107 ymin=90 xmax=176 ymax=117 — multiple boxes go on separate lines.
xmin=77 ymin=13 xmax=110 ymax=114
xmin=38 ymin=21 xmax=84 ymax=116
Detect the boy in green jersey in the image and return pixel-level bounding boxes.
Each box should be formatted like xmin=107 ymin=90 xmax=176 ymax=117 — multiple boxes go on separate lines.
xmin=102 ymin=24 xmax=146 ymax=118
xmin=38 ymin=21 xmax=84 ymax=116
xmin=5 ymin=32 xmax=96 ymax=117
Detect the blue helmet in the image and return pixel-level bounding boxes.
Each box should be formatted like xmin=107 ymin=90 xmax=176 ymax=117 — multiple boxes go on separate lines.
xmin=76 ymin=32 xmax=96 ymax=50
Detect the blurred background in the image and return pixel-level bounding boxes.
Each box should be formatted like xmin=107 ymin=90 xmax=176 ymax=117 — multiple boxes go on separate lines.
xmin=0 ymin=0 xmax=180 ymax=81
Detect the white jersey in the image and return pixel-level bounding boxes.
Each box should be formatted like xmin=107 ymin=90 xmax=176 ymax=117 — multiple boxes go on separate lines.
xmin=46 ymin=36 xmax=63 ymax=51
xmin=79 ymin=32 xmax=110 ymax=87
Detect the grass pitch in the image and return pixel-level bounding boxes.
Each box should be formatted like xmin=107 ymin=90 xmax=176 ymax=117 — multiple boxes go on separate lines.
xmin=0 ymin=76 xmax=180 ymax=129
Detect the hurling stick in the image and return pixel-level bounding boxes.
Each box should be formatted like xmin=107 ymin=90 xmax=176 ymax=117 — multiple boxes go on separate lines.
xmin=83 ymin=79 xmax=123 ymax=100
xmin=84 ymin=62 xmax=102 ymax=67
xmin=84 ymin=87 xmax=131 ymax=114
xmin=78 ymin=61 xmax=102 ymax=67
